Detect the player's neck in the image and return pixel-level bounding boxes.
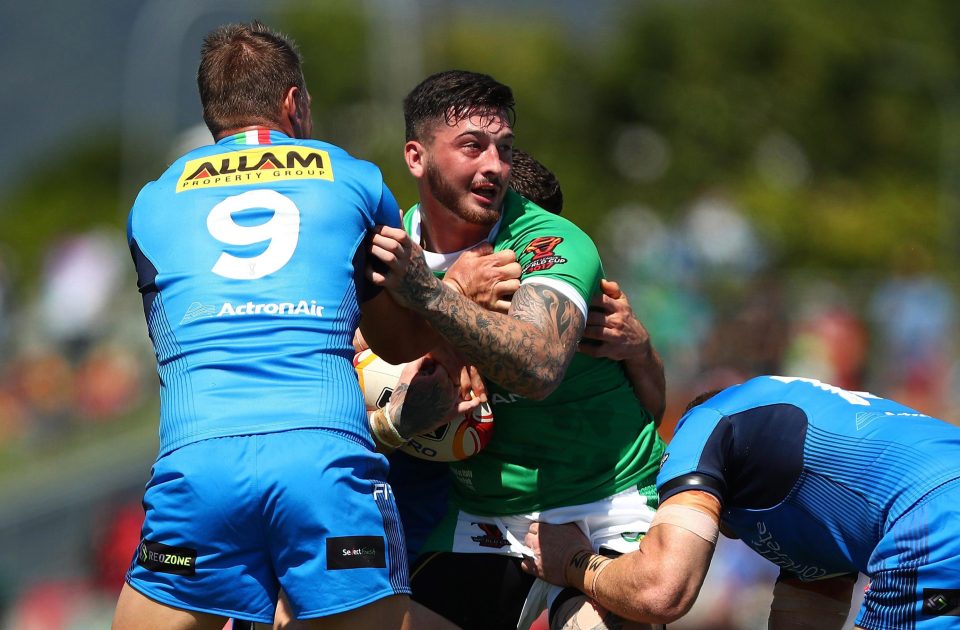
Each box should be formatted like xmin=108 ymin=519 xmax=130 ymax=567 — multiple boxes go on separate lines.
xmin=418 ymin=200 xmax=491 ymax=254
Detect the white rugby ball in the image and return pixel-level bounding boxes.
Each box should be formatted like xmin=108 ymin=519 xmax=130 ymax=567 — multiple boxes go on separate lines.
xmin=353 ymin=349 xmax=494 ymax=462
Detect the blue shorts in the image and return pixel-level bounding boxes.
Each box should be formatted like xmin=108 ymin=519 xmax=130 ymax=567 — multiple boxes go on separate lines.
xmin=387 ymin=452 xmax=450 ymax=562
xmin=125 ymin=429 xmax=409 ymax=623
xmin=857 ymin=477 xmax=960 ymax=629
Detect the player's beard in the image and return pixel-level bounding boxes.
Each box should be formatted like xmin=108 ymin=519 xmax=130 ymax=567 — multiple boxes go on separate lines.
xmin=425 ymin=159 xmax=502 ymax=227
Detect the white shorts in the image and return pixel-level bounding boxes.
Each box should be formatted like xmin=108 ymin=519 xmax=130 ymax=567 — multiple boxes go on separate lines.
xmin=446 ymin=486 xmax=657 ymax=557
xmin=441 ymin=487 xmax=658 ymax=630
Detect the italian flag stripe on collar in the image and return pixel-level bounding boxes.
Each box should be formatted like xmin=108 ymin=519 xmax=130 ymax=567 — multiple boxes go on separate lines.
xmin=231 ymin=129 xmax=272 ymax=145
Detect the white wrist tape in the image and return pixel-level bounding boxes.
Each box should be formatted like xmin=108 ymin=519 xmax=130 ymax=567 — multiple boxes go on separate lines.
xmin=368 ymin=403 xmax=407 ymax=450
xmin=769 ymin=580 xmax=850 ymax=630
xmin=649 ymin=504 xmax=719 ymax=544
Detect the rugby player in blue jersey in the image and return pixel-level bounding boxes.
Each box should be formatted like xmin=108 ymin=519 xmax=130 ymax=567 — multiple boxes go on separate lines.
xmin=113 ymin=21 xmax=462 ymax=630
xmin=522 ymin=375 xmax=960 ymax=629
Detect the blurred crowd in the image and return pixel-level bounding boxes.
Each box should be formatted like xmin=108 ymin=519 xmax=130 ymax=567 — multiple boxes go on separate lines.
xmin=599 ymin=195 xmax=960 ymax=432
xmin=0 ymin=199 xmax=958 ymax=628
xmin=2 ymin=502 xmax=141 ymax=630
xmin=599 ymin=196 xmax=959 ymax=629
xmin=0 ymin=228 xmax=152 ymax=457
xmin=0 ymin=227 xmax=152 ymax=629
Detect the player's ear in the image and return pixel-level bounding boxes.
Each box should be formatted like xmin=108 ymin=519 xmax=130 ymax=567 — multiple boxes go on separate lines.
xmin=281 ymin=87 xmax=297 ymax=124
xmin=282 ymin=86 xmax=309 ymax=138
xmin=404 ymin=140 xmax=426 ymax=178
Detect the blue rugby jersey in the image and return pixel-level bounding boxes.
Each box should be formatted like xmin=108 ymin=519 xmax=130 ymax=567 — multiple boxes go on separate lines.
xmin=128 ymin=129 xmax=401 ymax=455
xmin=658 ymin=375 xmax=960 ymax=580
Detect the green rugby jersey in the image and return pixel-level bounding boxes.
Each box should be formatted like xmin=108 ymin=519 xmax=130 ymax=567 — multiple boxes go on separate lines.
xmin=404 ymin=190 xmax=664 ymax=515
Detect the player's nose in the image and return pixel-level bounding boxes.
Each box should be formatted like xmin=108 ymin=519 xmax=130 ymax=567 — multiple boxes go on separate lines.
xmin=479 ymin=144 xmax=505 ymax=178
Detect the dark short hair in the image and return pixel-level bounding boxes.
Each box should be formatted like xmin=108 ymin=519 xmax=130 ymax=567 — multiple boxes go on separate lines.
xmin=684 ymin=389 xmax=725 ymax=414
xmin=198 ymin=21 xmax=306 ymax=136
xmin=403 ymin=70 xmax=516 ymax=142
xmin=510 ymin=149 xmax=563 ymax=214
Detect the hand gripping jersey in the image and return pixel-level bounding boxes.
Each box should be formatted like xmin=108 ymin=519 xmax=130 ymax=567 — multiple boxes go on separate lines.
xmin=128 ymin=130 xmax=402 ymax=456
xmin=403 ymin=191 xmax=665 ymax=515
xmin=658 ymin=375 xmax=960 ymax=580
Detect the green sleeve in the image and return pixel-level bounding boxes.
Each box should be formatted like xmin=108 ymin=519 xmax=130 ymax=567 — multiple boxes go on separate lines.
xmin=498 ymin=197 xmax=602 ymax=305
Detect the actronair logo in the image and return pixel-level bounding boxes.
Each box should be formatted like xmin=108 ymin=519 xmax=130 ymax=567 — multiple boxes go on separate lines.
xmin=217 ymin=300 xmax=324 ymax=317
xmin=137 ymin=540 xmax=197 ymax=576
xmin=181 ymin=302 xmax=217 ymax=324
xmin=180 ymin=300 xmax=324 ymax=324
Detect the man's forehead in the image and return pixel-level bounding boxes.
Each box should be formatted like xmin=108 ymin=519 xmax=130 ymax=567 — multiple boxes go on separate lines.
xmin=443 ymin=106 xmax=512 ymax=135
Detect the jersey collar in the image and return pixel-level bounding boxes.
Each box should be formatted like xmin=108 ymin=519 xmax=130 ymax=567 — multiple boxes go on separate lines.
xmin=217 ymin=128 xmax=290 ymax=146
xmin=406 ymin=201 xmax=506 ymax=272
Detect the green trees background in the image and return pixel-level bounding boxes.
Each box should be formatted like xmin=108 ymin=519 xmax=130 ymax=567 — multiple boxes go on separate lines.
xmin=4 ymin=0 xmax=959 ymax=289
xmin=4 ymin=3 xmax=958 ymax=609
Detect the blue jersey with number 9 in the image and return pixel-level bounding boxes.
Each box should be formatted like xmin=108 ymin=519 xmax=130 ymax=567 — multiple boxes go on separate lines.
xmin=128 ymin=130 xmax=401 ymax=456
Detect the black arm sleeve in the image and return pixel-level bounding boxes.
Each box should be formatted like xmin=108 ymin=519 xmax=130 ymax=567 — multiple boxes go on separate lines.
xmin=353 ymin=233 xmax=384 ymax=304
xmin=659 ymin=472 xmax=725 ymax=504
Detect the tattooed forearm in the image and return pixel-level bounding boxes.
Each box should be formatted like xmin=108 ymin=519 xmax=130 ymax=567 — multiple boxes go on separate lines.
xmin=412 ymin=283 xmax=584 ymax=398
xmin=390 ymin=373 xmax=457 ymax=438
xmin=401 ymin=253 xmax=445 ymax=309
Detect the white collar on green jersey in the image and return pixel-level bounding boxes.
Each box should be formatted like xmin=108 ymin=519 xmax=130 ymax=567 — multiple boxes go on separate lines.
xmin=407 ymin=206 xmax=504 ymax=273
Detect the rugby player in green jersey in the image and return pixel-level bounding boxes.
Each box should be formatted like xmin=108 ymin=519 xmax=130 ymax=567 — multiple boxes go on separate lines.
xmin=369 ymin=70 xmax=666 ymax=630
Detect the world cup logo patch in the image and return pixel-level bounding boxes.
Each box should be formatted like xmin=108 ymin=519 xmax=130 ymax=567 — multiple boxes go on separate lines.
xmin=522 ymin=236 xmax=567 ymax=273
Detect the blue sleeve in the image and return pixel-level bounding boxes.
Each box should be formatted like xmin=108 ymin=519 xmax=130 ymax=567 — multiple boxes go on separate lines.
xmin=657 ymin=402 xmax=807 ymax=510
xmin=657 ymin=406 xmax=729 ymax=503
xmin=375 ymin=181 xmax=402 ymax=228
xmin=355 ymin=180 xmax=401 ymax=303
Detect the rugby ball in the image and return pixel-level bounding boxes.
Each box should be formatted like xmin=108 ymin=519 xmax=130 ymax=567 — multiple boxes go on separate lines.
xmin=353 ymin=349 xmax=494 ymax=462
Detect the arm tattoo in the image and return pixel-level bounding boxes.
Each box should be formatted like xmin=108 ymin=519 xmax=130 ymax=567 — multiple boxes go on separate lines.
xmin=416 ymin=282 xmax=585 ymax=397
xmin=569 ymin=550 xmax=608 ymax=573
xmin=511 ymin=284 xmax=576 ymax=340
xmin=394 ymin=253 xmax=444 ymax=310
xmin=392 ymin=380 xmax=452 ymax=437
